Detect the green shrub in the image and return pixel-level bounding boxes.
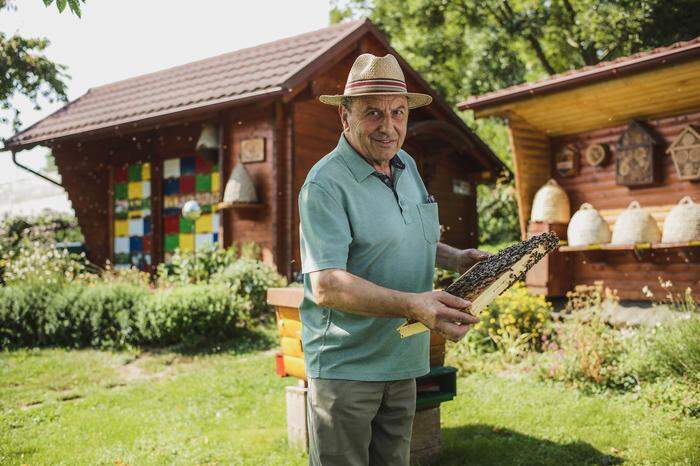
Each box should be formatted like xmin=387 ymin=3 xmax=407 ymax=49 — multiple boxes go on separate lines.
xmin=0 ymin=283 xmax=59 ymax=348
xmin=137 ymin=284 xmax=252 ymax=346
xmin=539 ymin=283 xmax=638 ymax=392
xmin=156 ymin=244 xmax=240 ymax=285
xmin=1 ymin=282 xmax=256 ymax=349
xmin=477 ymin=177 xmax=519 ymax=245
xmin=2 ymin=240 xmax=94 ymax=286
xmin=0 ymin=211 xmax=85 ymax=285
xmin=640 ymin=316 xmax=700 ymax=385
xmin=56 ymin=283 xmax=149 ymax=348
xmin=0 ymin=283 xmax=148 ymax=349
xmin=446 ymin=282 xmax=554 ymax=373
xmin=472 ymin=282 xmax=553 ymax=352
xmin=211 ymin=258 xmax=287 ymax=319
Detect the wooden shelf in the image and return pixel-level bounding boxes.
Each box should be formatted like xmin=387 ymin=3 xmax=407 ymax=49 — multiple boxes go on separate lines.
xmin=558 ymin=241 xmax=699 ymax=263
xmin=216 ymin=202 xmax=265 ymax=211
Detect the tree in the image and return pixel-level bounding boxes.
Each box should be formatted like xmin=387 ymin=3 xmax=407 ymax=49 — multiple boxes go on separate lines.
xmin=332 ymin=0 xmax=700 ymax=100
xmin=1 ymin=0 xmax=85 ymax=132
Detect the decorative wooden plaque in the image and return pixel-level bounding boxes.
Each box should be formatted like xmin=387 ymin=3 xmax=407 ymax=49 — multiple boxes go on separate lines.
xmin=616 ymin=121 xmax=656 ymax=186
xmin=240 ymin=138 xmax=265 ymax=163
xmin=554 ymin=145 xmax=578 ymax=177
xmin=585 ymin=143 xmax=608 ymax=167
xmin=667 ymin=126 xmax=700 ymax=180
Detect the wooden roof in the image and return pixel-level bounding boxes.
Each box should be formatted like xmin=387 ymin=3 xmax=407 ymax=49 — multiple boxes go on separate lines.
xmin=459 ymin=37 xmax=700 ymax=136
xmin=5 ymin=20 xmax=368 ymax=150
xmin=5 ymin=19 xmax=506 ymax=175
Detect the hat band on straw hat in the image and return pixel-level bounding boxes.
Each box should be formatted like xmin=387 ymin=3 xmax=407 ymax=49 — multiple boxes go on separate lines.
xmin=344 ymin=78 xmax=407 ymax=95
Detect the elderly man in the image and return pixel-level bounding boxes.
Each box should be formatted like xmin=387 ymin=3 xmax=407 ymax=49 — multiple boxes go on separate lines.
xmin=298 ymin=53 xmax=490 ymax=466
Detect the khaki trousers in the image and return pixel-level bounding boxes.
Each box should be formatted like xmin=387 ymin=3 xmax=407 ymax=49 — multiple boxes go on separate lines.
xmin=306 ymin=377 xmax=416 ymax=466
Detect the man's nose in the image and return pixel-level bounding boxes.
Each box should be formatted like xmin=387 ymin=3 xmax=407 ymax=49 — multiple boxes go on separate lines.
xmin=378 ymin=112 xmax=393 ymax=133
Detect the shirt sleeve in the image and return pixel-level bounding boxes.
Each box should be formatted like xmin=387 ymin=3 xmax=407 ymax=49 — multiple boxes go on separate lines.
xmin=299 ymin=181 xmax=352 ymax=274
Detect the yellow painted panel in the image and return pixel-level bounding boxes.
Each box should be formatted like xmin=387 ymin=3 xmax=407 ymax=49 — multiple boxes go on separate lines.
xmin=211 ymin=172 xmax=220 ymax=193
xmin=280 ymin=337 xmax=303 ymax=358
xmin=179 ymin=233 xmax=194 ymax=252
xmin=283 ymin=355 xmax=306 ymax=380
xmin=128 ymin=181 xmax=142 ymax=199
xmin=142 ymin=162 xmax=151 ymax=181
xmin=276 ymin=306 xmax=301 ymax=321
xmin=278 ymin=318 xmax=302 ymax=339
xmin=114 ymin=220 xmax=128 ymax=237
xmin=195 ymin=213 xmax=213 ymax=233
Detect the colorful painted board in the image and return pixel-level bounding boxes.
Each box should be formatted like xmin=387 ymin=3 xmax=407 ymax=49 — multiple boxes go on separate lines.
xmin=113 ymin=161 xmax=152 ymax=270
xmin=162 ymin=154 xmax=221 ymax=262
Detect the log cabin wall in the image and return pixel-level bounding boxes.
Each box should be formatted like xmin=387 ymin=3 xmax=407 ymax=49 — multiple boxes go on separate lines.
xmin=551 ymin=110 xmax=700 ymax=300
xmin=222 ymin=105 xmax=277 ymax=266
xmin=291 ymin=98 xmax=342 ymax=277
xmin=53 ymin=140 xmax=117 ymax=267
xmin=424 ymin=151 xmax=477 ymax=249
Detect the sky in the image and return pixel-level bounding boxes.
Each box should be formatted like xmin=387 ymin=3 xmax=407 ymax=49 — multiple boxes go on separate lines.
xmin=0 ymin=0 xmax=332 ymax=212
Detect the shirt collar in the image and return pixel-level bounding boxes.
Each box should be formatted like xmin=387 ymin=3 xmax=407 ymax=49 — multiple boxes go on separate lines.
xmin=337 ymin=134 xmax=405 ymax=182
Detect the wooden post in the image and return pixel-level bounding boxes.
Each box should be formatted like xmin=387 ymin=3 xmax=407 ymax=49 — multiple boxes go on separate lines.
xmin=410 ymin=407 xmax=442 ymax=465
xmin=285 ymin=385 xmax=308 ymax=451
xmin=505 ymin=112 xmax=551 ymax=239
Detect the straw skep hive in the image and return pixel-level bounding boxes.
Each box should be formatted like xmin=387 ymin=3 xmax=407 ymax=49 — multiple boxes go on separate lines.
xmin=662 ymin=196 xmax=700 ymax=243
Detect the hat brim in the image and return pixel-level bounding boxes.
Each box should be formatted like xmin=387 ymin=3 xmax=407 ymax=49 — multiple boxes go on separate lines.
xmin=319 ymin=92 xmax=432 ymax=109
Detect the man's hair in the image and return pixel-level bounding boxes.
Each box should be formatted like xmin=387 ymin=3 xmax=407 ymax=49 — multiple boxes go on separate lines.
xmin=341 ymin=96 xmax=353 ymax=113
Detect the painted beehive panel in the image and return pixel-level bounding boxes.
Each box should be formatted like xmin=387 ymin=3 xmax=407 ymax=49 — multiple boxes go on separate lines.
xmin=113 ymin=161 xmax=152 ymax=270
xmin=162 ymin=154 xmax=221 ymax=262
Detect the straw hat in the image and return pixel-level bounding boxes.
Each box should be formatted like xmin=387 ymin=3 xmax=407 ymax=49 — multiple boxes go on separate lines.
xmin=319 ymin=53 xmax=432 ymax=109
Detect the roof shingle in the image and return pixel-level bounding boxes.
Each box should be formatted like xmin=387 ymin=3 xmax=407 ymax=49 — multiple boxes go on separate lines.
xmin=6 ymin=20 xmax=366 ymax=149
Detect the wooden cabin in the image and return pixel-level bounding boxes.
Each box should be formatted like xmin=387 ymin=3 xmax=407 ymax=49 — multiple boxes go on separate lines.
xmin=5 ymin=19 xmax=505 ymax=280
xmin=460 ymin=38 xmax=700 ymax=301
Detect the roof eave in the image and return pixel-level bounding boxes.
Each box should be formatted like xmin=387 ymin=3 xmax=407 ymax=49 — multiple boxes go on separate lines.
xmin=4 ymin=87 xmax=286 ymax=152
xmin=458 ymin=41 xmax=700 ymax=113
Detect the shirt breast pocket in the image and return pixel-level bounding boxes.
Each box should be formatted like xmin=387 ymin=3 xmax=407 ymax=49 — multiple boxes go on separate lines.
xmin=416 ymin=202 xmax=440 ymax=244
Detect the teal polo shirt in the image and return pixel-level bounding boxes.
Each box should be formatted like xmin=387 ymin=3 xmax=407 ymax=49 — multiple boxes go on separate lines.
xmin=298 ymin=134 xmax=439 ymax=381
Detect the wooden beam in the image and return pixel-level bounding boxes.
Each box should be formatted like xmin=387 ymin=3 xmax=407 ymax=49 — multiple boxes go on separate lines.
xmin=505 ymin=112 xmax=551 ymax=238
xmin=473 ymin=60 xmax=700 ymax=136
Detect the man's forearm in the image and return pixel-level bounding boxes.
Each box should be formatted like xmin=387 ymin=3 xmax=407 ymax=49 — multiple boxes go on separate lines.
xmin=309 ymin=269 xmax=414 ymax=318
xmin=436 ymin=242 xmax=461 ymax=272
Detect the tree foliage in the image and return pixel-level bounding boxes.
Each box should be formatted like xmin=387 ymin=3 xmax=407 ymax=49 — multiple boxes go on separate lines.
xmin=1 ymin=0 xmax=84 ymax=132
xmin=332 ymin=0 xmax=700 ymax=100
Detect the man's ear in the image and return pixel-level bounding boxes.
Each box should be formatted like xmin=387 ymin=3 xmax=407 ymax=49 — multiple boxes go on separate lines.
xmin=339 ymin=105 xmax=350 ymax=133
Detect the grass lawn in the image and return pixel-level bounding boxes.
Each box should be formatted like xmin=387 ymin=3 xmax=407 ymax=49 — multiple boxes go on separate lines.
xmin=2 ymin=338 xmax=698 ymax=465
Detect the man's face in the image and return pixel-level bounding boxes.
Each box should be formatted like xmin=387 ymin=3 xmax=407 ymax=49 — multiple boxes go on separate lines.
xmin=339 ymin=95 xmax=409 ymax=164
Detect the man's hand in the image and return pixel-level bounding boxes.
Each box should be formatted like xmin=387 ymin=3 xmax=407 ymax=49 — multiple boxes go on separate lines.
xmin=454 ymin=248 xmax=492 ymax=273
xmin=406 ymin=290 xmax=479 ymax=342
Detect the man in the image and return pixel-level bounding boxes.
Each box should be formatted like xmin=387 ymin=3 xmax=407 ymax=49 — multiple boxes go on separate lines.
xmin=298 ymin=53 xmax=490 ymax=466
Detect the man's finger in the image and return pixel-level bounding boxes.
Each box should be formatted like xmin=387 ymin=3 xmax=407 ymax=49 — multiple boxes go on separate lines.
xmin=436 ymin=291 xmax=470 ymax=309
xmin=435 ymin=321 xmax=470 ymax=342
xmin=468 ymin=249 xmax=492 ymax=261
xmin=437 ymin=306 xmax=479 ymax=325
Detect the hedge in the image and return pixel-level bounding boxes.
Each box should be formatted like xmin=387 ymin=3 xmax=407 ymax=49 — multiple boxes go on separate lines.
xmin=0 ymin=283 xmax=252 ymax=349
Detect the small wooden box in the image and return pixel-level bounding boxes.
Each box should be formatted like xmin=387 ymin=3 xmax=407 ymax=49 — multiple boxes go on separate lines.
xmin=525 ymin=222 xmax=571 ymax=296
